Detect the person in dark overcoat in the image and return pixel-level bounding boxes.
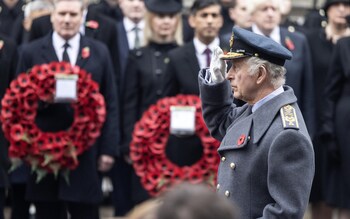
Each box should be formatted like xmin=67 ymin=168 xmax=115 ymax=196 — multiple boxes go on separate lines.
xmin=199 ymin=27 xmax=314 ymax=219
xmin=16 ymin=0 xmax=119 ymax=218
xmin=121 ymin=0 xmax=183 ymax=209
xmin=0 ymin=0 xmax=24 ymax=37
xmin=0 ymin=34 xmax=17 ymax=219
xmin=305 ymin=1 xmax=350 ymax=218
xmin=321 ymin=25 xmax=350 ymax=219
xmin=27 ymin=3 xmax=120 ymax=88
xmin=249 ymin=0 xmax=316 ymax=139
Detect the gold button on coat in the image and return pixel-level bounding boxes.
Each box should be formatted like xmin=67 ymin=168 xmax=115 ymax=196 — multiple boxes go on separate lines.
xmin=230 ymin=163 xmax=236 ymax=169
xmin=216 ymin=184 xmax=220 ymax=190
xmin=221 ymin=157 xmax=226 ymax=162
xmin=225 ymin=190 xmax=230 ymax=197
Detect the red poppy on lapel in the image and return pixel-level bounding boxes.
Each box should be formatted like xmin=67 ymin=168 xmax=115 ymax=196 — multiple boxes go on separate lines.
xmin=85 ymin=20 xmax=99 ymax=29
xmin=81 ymin=47 xmax=90 ymax=59
xmin=237 ymin=134 xmax=246 ymax=146
xmin=0 ymin=40 xmax=4 ymax=50
xmin=285 ymin=37 xmax=295 ymax=51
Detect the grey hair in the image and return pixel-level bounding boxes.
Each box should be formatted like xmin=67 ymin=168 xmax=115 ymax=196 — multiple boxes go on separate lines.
xmin=248 ymin=0 xmax=281 ymax=14
xmin=246 ymin=57 xmax=286 ymax=88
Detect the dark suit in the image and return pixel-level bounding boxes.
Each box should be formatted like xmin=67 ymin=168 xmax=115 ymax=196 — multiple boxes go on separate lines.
xmin=0 ymin=34 xmax=17 ymax=219
xmin=28 ymin=11 xmax=120 ymax=88
xmin=116 ymin=20 xmax=130 ymax=93
xmin=16 ymin=33 xmax=119 ymax=218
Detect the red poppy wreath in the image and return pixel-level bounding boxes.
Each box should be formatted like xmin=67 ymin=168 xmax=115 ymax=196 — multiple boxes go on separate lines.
xmin=130 ymin=95 xmax=220 ymax=196
xmin=0 ymin=62 xmax=106 ymax=182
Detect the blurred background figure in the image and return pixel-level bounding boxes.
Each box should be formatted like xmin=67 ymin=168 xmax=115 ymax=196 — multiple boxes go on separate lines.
xmin=89 ymin=0 xmax=123 ymax=21
xmin=249 ymin=0 xmax=315 ymax=139
xmin=279 ymin=0 xmax=305 ymax=32
xmin=11 ymin=0 xmax=54 ymax=45
xmin=156 ymin=183 xmax=238 ymax=219
xmin=218 ymin=0 xmax=234 ymax=36
xmin=305 ymin=1 xmax=350 ymax=219
xmin=121 ymin=0 xmax=183 ymax=210
xmin=0 ymin=0 xmax=24 ymax=37
xmin=228 ymin=0 xmax=252 ymax=29
xmin=116 ymin=0 xmax=145 ymax=86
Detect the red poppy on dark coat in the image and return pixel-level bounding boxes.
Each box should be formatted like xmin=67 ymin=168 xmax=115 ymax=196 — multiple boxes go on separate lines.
xmin=10 ymin=124 xmax=25 ymax=142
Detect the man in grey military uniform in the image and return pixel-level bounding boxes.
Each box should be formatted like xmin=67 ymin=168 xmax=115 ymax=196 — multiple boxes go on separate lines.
xmin=198 ymin=27 xmax=315 ymax=219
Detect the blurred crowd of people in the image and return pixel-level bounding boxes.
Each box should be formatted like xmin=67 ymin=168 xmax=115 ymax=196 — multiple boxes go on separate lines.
xmin=0 ymin=0 xmax=349 ymax=218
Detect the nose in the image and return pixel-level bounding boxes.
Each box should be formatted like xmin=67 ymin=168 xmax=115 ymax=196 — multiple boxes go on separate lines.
xmin=63 ymin=14 xmax=71 ymax=22
xmin=226 ymin=66 xmax=235 ymax=80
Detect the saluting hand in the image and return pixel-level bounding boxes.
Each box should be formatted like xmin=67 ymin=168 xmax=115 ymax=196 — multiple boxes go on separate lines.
xmin=209 ymin=46 xmax=227 ymax=83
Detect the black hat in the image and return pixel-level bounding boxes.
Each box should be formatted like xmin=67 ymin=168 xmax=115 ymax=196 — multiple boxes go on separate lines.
xmin=323 ymin=0 xmax=350 ymax=12
xmin=221 ymin=27 xmax=292 ymax=66
xmin=145 ymin=0 xmax=182 ymax=14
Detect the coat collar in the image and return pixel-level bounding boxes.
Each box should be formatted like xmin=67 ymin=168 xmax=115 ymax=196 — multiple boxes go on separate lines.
xmin=251 ymin=85 xmax=297 ymax=144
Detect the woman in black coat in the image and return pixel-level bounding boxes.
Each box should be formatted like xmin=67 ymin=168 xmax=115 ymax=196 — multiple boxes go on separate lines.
xmin=305 ymin=1 xmax=350 ymax=218
xmin=120 ymin=0 xmax=183 ymax=207
xmin=322 ymin=35 xmax=350 ymax=219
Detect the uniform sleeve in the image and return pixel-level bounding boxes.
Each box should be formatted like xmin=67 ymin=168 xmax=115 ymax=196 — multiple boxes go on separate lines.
xmin=260 ymin=130 xmax=314 ymax=219
xmin=198 ymin=69 xmax=246 ymax=141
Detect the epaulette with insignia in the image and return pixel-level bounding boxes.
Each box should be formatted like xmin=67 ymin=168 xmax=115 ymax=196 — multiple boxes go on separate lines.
xmin=280 ymin=105 xmax=299 ymax=129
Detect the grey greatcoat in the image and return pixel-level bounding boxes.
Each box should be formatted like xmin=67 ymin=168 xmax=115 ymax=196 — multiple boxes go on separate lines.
xmin=198 ymin=69 xmax=315 ymax=219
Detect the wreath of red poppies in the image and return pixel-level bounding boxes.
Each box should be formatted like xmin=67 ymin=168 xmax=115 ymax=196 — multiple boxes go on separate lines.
xmin=0 ymin=62 xmax=106 ymax=179
xmin=130 ymin=95 xmax=220 ymax=196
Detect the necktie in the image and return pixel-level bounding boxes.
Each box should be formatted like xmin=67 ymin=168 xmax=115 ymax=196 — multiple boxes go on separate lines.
xmin=62 ymin=42 xmax=70 ymax=63
xmin=133 ymin=26 xmax=140 ymax=49
xmin=203 ymin=47 xmax=211 ymax=67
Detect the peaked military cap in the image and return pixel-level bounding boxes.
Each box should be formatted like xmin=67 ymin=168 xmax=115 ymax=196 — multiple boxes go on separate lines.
xmin=221 ymin=27 xmax=293 ymax=66
xmin=323 ymin=0 xmax=350 ymax=12
xmin=145 ymin=0 xmax=182 ymax=14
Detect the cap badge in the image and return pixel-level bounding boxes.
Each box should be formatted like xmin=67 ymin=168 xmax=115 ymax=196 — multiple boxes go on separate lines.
xmin=229 ymin=32 xmax=234 ymax=48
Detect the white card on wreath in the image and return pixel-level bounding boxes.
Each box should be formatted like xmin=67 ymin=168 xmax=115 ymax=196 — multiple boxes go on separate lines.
xmin=54 ymin=74 xmax=78 ymax=102
xmin=170 ymin=106 xmax=196 ymax=135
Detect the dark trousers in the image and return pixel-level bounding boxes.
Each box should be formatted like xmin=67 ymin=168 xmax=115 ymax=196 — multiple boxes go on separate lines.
xmin=109 ymin=158 xmax=133 ymax=216
xmin=11 ymin=183 xmax=30 ymax=219
xmin=0 ymin=188 xmax=5 ymax=219
xmin=34 ymin=201 xmax=99 ymax=219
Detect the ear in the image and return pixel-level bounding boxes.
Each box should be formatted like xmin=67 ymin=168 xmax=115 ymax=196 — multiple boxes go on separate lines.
xmin=256 ymin=65 xmax=267 ymax=84
xmin=188 ymin=14 xmax=196 ymax=28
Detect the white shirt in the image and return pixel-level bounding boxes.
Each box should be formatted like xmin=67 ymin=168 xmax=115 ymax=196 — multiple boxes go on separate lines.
xmin=123 ymin=17 xmax=145 ymax=49
xmin=193 ymin=37 xmax=220 ymax=69
xmin=52 ymin=32 xmax=80 ymax=66
xmin=252 ymin=24 xmax=281 ymax=45
xmin=252 ymin=86 xmax=284 ymax=113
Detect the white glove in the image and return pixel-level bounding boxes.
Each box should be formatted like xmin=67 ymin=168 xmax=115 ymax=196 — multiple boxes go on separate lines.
xmin=209 ymin=46 xmax=227 ymax=83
